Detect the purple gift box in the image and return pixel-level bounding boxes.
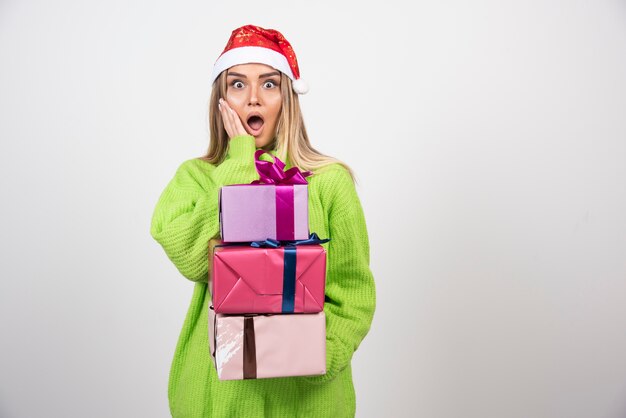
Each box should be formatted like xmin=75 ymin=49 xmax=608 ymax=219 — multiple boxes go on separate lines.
xmin=219 ymin=184 xmax=309 ymax=242
xmin=219 ymin=150 xmax=312 ymax=243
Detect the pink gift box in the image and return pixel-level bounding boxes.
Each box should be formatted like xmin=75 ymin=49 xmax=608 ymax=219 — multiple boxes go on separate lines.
xmin=219 ymin=184 xmax=309 ymax=243
xmin=211 ymin=243 xmax=327 ymax=314
xmin=209 ymin=307 xmax=326 ymax=380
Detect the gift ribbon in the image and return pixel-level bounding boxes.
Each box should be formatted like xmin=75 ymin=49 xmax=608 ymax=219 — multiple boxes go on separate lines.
xmin=251 ymin=150 xmax=312 ymax=240
xmin=282 ymin=247 xmax=297 ymax=312
xmin=251 ymin=150 xmax=312 ymax=185
xmin=243 ymin=316 xmax=257 ymax=379
xmin=276 ymin=186 xmax=294 ymax=240
xmin=249 ymin=238 xmax=281 ymax=248
xmin=287 ymin=232 xmax=331 ymax=246
xmin=217 ymin=233 xmax=329 ymax=249
xmin=250 ymin=232 xmax=330 ymax=248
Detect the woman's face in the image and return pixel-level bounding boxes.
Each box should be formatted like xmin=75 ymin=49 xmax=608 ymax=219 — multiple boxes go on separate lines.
xmin=225 ymin=63 xmax=283 ymax=148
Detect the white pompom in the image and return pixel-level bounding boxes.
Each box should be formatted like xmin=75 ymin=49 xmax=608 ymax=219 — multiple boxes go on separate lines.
xmin=292 ymin=78 xmax=309 ymax=94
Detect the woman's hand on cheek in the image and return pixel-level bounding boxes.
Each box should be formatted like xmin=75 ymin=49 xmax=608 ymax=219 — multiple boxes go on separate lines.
xmin=219 ymin=98 xmax=249 ymax=140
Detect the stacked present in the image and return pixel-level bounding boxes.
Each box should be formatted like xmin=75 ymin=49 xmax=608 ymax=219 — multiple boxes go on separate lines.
xmin=208 ymin=150 xmax=328 ymax=380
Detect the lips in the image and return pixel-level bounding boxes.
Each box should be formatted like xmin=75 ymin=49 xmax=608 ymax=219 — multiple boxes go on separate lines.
xmin=246 ymin=113 xmax=265 ymax=136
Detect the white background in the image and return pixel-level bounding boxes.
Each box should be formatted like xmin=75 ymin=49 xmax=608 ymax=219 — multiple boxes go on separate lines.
xmin=1 ymin=1 xmax=626 ymax=417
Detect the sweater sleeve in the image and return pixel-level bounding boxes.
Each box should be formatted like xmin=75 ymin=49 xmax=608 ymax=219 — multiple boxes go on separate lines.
xmin=304 ymin=168 xmax=377 ymax=384
xmin=150 ymin=135 xmax=259 ymax=282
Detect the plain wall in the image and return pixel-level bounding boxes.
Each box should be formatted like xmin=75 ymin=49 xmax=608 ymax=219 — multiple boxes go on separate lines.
xmin=1 ymin=0 xmax=625 ymax=417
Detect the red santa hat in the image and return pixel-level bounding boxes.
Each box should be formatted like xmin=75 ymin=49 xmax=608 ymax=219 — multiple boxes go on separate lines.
xmin=210 ymin=24 xmax=309 ymax=95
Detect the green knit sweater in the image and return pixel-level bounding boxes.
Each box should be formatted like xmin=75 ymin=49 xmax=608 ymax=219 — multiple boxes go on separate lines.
xmin=150 ymin=134 xmax=376 ymax=418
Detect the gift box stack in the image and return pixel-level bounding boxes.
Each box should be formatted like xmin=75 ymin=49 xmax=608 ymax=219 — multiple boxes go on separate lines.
xmin=208 ymin=150 xmax=328 ymax=380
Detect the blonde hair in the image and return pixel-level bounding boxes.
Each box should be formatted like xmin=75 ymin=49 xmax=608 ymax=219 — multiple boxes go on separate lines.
xmin=200 ymin=70 xmax=356 ymax=183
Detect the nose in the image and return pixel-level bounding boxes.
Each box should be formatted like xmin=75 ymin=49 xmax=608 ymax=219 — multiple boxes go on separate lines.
xmin=248 ymin=84 xmax=260 ymax=106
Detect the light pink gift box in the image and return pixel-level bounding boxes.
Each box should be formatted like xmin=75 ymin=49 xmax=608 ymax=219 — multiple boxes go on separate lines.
xmin=219 ymin=184 xmax=309 ymax=243
xmin=208 ymin=307 xmax=326 ymax=380
xmin=211 ymin=244 xmax=327 ymax=314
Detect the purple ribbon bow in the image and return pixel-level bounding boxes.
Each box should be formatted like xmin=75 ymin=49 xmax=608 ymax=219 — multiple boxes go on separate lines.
xmin=249 ymin=150 xmax=311 ymax=240
xmin=251 ymin=150 xmax=312 ymax=185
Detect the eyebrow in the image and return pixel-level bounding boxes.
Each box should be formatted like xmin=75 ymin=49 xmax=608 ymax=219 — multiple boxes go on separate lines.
xmin=227 ymin=71 xmax=281 ymax=79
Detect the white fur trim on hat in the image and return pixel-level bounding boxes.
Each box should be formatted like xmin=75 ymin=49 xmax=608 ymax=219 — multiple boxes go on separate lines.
xmin=210 ymin=46 xmax=295 ymax=85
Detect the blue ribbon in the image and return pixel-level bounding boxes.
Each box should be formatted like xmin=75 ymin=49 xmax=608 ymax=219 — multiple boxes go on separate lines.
xmin=285 ymin=232 xmax=330 ymax=246
xmin=282 ymin=246 xmax=297 ymax=312
xmin=250 ymin=238 xmax=281 ymax=248
xmin=250 ymin=232 xmax=330 ymax=248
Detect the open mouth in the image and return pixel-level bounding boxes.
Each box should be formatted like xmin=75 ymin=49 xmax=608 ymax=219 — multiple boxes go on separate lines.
xmin=246 ymin=115 xmax=264 ymax=135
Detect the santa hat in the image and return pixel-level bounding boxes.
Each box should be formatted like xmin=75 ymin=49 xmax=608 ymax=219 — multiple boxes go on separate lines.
xmin=210 ymin=25 xmax=309 ymax=95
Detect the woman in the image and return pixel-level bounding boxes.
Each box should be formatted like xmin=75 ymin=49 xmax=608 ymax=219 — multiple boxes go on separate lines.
xmin=150 ymin=24 xmax=376 ymax=417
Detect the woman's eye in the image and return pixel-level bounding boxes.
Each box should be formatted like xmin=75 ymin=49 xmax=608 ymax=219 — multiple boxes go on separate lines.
xmin=232 ymin=81 xmax=244 ymax=88
xmin=263 ymin=80 xmax=277 ymax=88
